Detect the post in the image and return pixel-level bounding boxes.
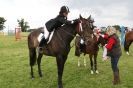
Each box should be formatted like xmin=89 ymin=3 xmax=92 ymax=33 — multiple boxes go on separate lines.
xmin=15 ymin=27 xmax=21 ymax=41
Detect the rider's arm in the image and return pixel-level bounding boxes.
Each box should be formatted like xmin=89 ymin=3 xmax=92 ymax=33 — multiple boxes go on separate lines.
xmin=99 ymin=33 xmax=109 ymax=39
xmin=105 ymin=37 xmax=116 ymax=51
xmin=58 ymin=17 xmax=74 ymax=25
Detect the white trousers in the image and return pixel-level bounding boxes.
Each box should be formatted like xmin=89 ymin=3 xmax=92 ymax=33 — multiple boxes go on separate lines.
xmin=43 ymin=25 xmax=50 ymax=39
xmin=37 ymin=26 xmax=49 ymax=42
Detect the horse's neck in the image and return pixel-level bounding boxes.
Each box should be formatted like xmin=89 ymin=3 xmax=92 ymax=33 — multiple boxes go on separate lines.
xmin=56 ymin=25 xmax=76 ymax=45
xmin=98 ymin=36 xmax=106 ymax=46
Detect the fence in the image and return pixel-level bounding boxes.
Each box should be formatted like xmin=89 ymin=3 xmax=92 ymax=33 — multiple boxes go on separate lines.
xmin=15 ymin=27 xmax=21 ymax=41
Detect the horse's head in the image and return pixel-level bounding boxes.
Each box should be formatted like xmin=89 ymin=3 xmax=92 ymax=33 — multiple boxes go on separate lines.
xmin=97 ymin=35 xmax=107 ymax=47
xmin=62 ymin=15 xmax=95 ymax=38
xmin=75 ymin=15 xmax=95 ymax=36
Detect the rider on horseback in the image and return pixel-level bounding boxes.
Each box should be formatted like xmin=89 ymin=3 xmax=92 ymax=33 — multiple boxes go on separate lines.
xmin=39 ymin=6 xmax=76 ymax=51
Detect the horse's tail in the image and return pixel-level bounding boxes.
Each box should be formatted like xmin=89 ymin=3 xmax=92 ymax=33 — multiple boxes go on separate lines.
xmin=29 ymin=48 xmax=37 ymax=66
xmin=28 ymin=34 xmax=37 ymax=66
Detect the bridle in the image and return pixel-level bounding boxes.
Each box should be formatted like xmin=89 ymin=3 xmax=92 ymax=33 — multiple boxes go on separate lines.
xmin=76 ymin=20 xmax=83 ymax=36
xmin=58 ymin=20 xmax=83 ymax=48
xmin=61 ymin=20 xmax=83 ymax=37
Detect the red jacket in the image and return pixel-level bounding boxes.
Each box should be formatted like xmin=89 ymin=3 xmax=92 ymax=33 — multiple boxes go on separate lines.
xmin=103 ymin=34 xmax=116 ymax=51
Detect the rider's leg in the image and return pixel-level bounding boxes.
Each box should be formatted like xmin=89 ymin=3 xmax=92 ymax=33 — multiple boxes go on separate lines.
xmin=39 ymin=36 xmax=47 ymax=47
xmin=38 ymin=28 xmax=50 ymax=52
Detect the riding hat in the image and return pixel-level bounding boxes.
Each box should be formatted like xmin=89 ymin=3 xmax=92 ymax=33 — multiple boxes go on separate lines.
xmin=59 ymin=6 xmax=70 ymax=14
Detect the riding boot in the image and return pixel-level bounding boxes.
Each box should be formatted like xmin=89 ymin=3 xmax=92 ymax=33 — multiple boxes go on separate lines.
xmin=113 ymin=72 xmax=117 ymax=85
xmin=117 ymin=69 xmax=120 ymax=83
xmin=39 ymin=37 xmax=47 ymax=53
xmin=113 ymin=71 xmax=120 ymax=85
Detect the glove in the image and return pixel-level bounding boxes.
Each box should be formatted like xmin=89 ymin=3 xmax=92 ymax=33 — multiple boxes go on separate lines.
xmin=73 ymin=19 xmax=81 ymax=24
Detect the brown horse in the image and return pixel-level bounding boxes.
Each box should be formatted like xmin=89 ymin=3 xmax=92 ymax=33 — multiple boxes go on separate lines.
xmin=124 ymin=31 xmax=133 ymax=55
xmin=27 ymin=15 xmax=93 ymax=88
xmin=75 ymin=33 xmax=106 ymax=74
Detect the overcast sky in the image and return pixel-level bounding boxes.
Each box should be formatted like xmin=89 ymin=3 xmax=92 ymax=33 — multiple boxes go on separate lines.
xmin=0 ymin=0 xmax=133 ymax=30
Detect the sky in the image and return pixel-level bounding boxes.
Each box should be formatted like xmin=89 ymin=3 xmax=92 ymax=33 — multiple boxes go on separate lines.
xmin=0 ymin=0 xmax=133 ymax=30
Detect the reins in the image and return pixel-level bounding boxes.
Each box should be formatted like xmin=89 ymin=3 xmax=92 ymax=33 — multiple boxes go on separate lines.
xmin=61 ymin=21 xmax=83 ymax=37
xmin=57 ymin=22 xmax=83 ymax=49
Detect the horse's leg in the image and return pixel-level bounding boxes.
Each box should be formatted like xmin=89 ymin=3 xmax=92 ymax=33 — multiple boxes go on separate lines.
xmin=94 ymin=53 xmax=99 ymax=74
xmin=89 ymin=54 xmax=94 ymax=74
xmin=37 ymin=53 xmax=43 ymax=77
xmin=84 ymin=56 xmax=87 ymax=67
xmin=29 ymin=48 xmax=37 ymax=78
xmin=56 ymin=55 xmax=67 ymax=88
xmin=126 ymin=41 xmax=132 ymax=55
xmin=30 ymin=66 xmax=34 ymax=78
xmin=78 ymin=57 xmax=81 ymax=67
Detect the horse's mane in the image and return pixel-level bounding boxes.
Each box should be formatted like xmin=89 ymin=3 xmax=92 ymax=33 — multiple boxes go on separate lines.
xmin=57 ymin=23 xmax=75 ymax=31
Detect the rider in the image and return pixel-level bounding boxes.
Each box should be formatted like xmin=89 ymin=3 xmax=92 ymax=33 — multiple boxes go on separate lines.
xmin=39 ymin=6 xmax=76 ymax=51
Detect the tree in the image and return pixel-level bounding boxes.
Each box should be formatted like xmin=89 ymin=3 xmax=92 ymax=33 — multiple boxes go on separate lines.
xmin=0 ymin=17 xmax=6 ymax=30
xmin=17 ymin=18 xmax=30 ymax=32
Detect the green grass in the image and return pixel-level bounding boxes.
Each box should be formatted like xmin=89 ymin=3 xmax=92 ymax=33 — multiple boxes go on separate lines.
xmin=0 ymin=33 xmax=133 ymax=88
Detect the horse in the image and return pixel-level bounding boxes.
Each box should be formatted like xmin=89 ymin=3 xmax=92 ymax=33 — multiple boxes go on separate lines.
xmin=27 ymin=15 xmax=93 ymax=88
xmin=124 ymin=31 xmax=133 ymax=55
xmin=75 ymin=33 xmax=106 ymax=74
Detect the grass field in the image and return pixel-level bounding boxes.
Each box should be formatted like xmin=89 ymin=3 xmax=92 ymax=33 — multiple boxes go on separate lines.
xmin=0 ymin=33 xmax=133 ymax=88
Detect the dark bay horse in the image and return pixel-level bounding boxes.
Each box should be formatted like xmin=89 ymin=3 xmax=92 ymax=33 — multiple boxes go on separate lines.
xmin=75 ymin=33 xmax=106 ymax=74
xmin=28 ymin=15 xmax=92 ymax=88
xmin=124 ymin=31 xmax=133 ymax=55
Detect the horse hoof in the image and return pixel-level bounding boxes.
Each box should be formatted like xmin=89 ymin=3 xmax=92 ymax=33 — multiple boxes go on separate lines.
xmin=91 ymin=70 xmax=94 ymax=74
xmin=58 ymin=85 xmax=63 ymax=88
xmin=96 ymin=70 xmax=99 ymax=74
xmin=40 ymin=77 xmax=43 ymax=79
xmin=78 ymin=63 xmax=80 ymax=67
xmin=84 ymin=64 xmax=87 ymax=67
xmin=126 ymin=52 xmax=129 ymax=55
xmin=31 ymin=77 xmax=35 ymax=80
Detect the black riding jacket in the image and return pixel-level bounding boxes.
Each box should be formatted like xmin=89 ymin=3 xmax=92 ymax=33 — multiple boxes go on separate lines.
xmin=45 ymin=14 xmax=72 ymax=32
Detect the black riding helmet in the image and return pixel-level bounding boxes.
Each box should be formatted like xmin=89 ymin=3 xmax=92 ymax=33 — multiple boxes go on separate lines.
xmin=59 ymin=6 xmax=70 ymax=15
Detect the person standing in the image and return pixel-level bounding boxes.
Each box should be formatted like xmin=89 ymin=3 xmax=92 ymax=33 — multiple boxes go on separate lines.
xmin=100 ymin=26 xmax=122 ymax=85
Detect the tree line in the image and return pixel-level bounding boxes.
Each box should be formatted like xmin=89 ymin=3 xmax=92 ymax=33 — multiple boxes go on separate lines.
xmin=0 ymin=17 xmax=128 ymax=32
xmin=0 ymin=17 xmax=30 ymax=32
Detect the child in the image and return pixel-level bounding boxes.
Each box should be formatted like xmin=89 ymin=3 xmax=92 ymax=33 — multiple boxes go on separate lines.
xmin=38 ymin=6 xmax=77 ymax=52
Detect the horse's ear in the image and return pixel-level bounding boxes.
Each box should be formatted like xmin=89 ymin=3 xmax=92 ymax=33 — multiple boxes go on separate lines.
xmin=79 ymin=14 xmax=83 ymax=19
xmin=87 ymin=15 xmax=91 ymax=20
